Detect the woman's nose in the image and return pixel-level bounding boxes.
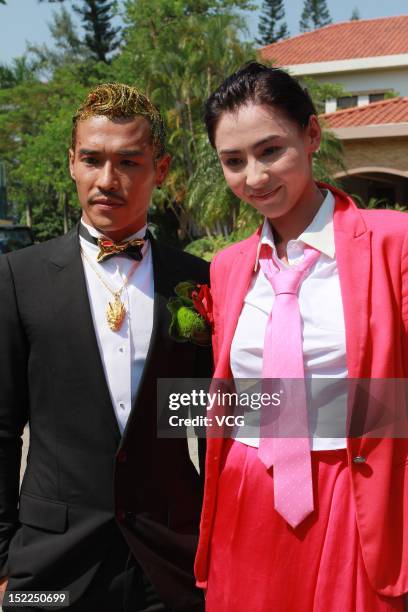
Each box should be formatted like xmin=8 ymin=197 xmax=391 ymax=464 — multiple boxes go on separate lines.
xmin=245 ymin=161 xmax=269 ymax=190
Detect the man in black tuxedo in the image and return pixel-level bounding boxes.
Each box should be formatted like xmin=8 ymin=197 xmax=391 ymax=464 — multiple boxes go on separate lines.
xmin=0 ymin=84 xmax=211 ymax=611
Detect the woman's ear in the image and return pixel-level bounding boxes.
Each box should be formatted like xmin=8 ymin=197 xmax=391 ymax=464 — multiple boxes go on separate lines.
xmin=305 ymin=115 xmax=322 ymax=154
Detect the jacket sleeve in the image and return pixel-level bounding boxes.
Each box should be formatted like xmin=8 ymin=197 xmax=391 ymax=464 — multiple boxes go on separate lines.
xmin=0 ymin=256 xmax=29 ymax=576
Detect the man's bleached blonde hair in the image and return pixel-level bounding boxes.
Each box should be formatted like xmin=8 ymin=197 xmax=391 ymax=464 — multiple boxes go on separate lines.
xmin=71 ymin=82 xmax=166 ymax=158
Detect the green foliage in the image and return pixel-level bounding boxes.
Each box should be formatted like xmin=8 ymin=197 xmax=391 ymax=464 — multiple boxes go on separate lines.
xmin=313 ymin=130 xmax=346 ymax=185
xmin=350 ymin=7 xmax=360 ymax=20
xmin=256 ymin=0 xmax=289 ymax=46
xmin=300 ymin=0 xmax=332 ymax=32
xmin=38 ymin=0 xmax=120 ymax=63
xmin=114 ymin=0 xmax=255 ymax=241
xmin=0 ymin=55 xmax=115 ymax=237
xmin=73 ymin=0 xmax=120 ymax=63
xmin=384 ymin=89 xmax=398 ymax=99
xmin=1 ymin=0 xmax=347 ymax=243
xmin=302 ymin=77 xmax=344 ymax=115
xmin=184 ymin=225 xmax=258 ymax=261
xmin=352 ymin=195 xmax=408 ymax=212
xmin=28 ymin=6 xmax=89 ymax=74
xmin=167 ymin=281 xmax=211 ymax=345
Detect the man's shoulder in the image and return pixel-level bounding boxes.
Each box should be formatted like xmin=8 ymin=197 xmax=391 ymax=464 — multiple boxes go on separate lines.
xmin=3 ymin=230 xmax=76 ymax=274
xmin=9 ymin=235 xmax=63 ymax=257
xmin=153 ymin=239 xmax=209 ymax=281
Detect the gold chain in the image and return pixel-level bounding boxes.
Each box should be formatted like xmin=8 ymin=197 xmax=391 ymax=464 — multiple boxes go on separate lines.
xmin=81 ymin=247 xmax=141 ymax=331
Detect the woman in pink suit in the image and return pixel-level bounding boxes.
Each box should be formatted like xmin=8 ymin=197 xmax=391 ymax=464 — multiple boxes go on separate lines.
xmin=194 ymin=63 xmax=408 ymax=611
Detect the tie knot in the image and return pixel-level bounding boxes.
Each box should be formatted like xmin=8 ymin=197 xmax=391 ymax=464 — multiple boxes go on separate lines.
xmin=270 ymin=269 xmax=304 ymax=296
xmin=259 ymin=243 xmax=320 ymax=296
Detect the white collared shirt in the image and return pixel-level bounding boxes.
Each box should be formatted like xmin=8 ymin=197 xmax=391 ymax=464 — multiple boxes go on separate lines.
xmin=231 ymin=190 xmax=348 ymax=450
xmin=80 ymin=219 xmax=154 ymax=434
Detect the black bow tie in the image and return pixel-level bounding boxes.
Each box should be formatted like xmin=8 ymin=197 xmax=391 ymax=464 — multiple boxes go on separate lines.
xmin=79 ymin=224 xmax=147 ymax=263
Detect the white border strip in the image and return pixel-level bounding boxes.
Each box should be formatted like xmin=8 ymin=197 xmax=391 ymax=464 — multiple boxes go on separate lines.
xmin=327 ymin=123 xmax=408 ymax=139
xmin=276 ymin=55 xmax=408 ymax=76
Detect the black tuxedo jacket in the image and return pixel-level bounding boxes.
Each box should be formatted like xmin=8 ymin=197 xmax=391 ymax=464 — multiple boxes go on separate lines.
xmin=0 ymin=226 xmax=212 ymax=610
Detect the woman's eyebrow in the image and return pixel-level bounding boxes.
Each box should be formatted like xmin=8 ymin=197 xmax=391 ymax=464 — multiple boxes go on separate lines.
xmin=219 ymin=135 xmax=281 ymax=155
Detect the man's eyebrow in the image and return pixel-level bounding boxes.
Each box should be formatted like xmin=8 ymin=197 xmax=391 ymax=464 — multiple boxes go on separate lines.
xmin=219 ymin=135 xmax=281 ymax=155
xmin=117 ymin=149 xmax=145 ymax=156
xmin=77 ymin=148 xmax=145 ymax=156
xmin=78 ymin=148 xmax=99 ymax=155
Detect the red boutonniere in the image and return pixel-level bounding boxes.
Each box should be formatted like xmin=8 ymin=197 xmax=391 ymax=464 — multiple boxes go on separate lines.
xmin=167 ymin=281 xmax=213 ymax=346
xmin=191 ymin=284 xmax=213 ymax=326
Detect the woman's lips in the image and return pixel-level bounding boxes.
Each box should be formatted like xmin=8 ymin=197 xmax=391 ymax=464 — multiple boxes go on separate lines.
xmin=250 ymin=186 xmax=281 ymax=202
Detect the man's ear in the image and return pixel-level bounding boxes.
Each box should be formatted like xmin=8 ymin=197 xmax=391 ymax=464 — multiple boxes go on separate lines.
xmin=68 ymin=148 xmax=76 ymax=181
xmin=155 ymin=153 xmax=171 ymax=186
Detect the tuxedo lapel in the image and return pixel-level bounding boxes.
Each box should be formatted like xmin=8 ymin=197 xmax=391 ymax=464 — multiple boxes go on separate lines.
xmin=128 ymin=235 xmax=171 ymax=404
xmin=121 ymin=235 xmax=183 ymax=436
xmin=48 ymin=226 xmax=121 ymax=441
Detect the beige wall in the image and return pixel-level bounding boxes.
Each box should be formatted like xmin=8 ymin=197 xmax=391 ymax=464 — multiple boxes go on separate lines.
xmin=335 ymin=136 xmax=408 ymax=205
xmin=307 ymin=67 xmax=408 ymax=97
xmin=341 ymin=137 xmax=408 ymax=175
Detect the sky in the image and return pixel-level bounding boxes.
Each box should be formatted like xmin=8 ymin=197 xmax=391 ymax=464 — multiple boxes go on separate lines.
xmin=1 ymin=0 xmax=408 ymax=65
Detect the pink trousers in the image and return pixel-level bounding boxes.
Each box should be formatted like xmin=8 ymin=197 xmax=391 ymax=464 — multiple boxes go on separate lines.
xmin=205 ymin=440 xmax=404 ymax=612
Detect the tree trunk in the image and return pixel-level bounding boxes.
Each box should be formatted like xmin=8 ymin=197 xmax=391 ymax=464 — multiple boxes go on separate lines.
xmin=26 ymin=201 xmax=32 ymax=227
xmin=207 ymin=66 xmax=213 ymax=99
xmin=60 ymin=192 xmax=69 ymax=234
xmin=180 ymin=109 xmax=194 ymax=177
xmin=186 ymin=95 xmax=196 ymax=154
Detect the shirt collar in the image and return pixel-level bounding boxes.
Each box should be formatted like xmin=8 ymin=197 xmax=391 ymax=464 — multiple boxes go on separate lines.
xmin=254 ymin=189 xmax=335 ymax=270
xmin=80 ymin=218 xmax=148 ymax=242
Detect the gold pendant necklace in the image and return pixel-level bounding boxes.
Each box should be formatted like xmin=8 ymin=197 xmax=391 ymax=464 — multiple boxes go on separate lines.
xmin=81 ymin=248 xmax=140 ymax=332
xmin=106 ymin=293 xmax=126 ymax=332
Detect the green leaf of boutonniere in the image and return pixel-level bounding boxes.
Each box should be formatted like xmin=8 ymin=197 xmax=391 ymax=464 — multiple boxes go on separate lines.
xmin=167 ymin=282 xmax=211 ymax=346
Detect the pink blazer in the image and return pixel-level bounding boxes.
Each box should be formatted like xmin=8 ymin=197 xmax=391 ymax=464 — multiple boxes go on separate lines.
xmin=195 ymin=185 xmax=408 ymax=597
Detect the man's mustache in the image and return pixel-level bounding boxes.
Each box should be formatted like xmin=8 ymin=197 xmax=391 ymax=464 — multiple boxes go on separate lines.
xmin=88 ymin=192 xmax=126 ymax=204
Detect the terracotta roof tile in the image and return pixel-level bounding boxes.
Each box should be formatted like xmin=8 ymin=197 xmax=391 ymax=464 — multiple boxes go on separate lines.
xmin=260 ymin=16 xmax=408 ymax=65
xmin=320 ymin=97 xmax=408 ymax=128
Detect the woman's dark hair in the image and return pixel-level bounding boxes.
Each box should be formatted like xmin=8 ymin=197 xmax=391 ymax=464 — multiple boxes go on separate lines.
xmin=205 ymin=62 xmax=317 ymax=147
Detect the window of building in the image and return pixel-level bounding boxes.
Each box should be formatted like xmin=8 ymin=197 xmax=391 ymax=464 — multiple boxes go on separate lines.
xmin=369 ymin=93 xmax=385 ymax=103
xmin=337 ymin=96 xmax=358 ymax=109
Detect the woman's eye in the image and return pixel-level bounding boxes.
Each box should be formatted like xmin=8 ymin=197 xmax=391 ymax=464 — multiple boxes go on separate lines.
xmin=224 ymin=158 xmax=243 ymax=168
xmin=262 ymin=146 xmax=279 ymax=156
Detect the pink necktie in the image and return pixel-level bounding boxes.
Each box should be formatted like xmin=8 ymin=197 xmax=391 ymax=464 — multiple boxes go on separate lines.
xmin=258 ymin=243 xmax=320 ymax=528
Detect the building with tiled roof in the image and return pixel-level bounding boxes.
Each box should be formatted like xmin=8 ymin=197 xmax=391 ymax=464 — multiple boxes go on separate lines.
xmin=260 ymin=16 xmax=408 ymax=113
xmin=321 ymin=97 xmax=408 ymax=130
xmin=260 ymin=16 xmax=408 ymax=206
xmin=320 ymin=97 xmax=408 ymax=205
xmin=261 ymin=16 xmax=408 ymax=66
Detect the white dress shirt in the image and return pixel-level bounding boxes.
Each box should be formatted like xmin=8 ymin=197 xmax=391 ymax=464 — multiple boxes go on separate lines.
xmin=80 ymin=220 xmax=154 ymax=434
xmin=231 ymin=191 xmax=348 ymax=450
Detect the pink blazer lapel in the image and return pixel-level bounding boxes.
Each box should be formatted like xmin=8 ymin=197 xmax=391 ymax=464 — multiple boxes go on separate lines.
xmin=214 ymin=233 xmax=260 ymax=379
xmin=332 ymin=187 xmax=372 ymax=378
